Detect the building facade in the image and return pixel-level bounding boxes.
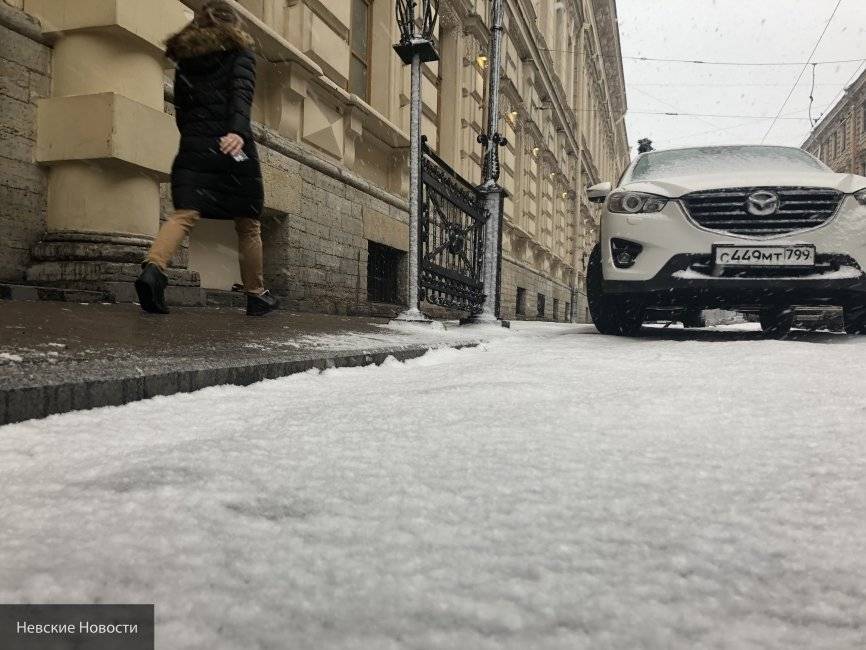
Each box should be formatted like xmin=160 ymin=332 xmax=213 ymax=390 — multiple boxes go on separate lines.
xmin=0 ymin=0 xmax=628 ymax=321
xmin=803 ymin=69 xmax=866 ymax=177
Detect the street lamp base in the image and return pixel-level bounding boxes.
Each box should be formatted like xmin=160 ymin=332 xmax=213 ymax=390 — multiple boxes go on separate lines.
xmin=460 ymin=313 xmax=511 ymax=328
xmin=392 ymin=307 xmax=433 ymax=324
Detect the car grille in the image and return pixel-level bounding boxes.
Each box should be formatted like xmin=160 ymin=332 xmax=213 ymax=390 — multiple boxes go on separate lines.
xmin=681 ymin=187 xmax=843 ymax=236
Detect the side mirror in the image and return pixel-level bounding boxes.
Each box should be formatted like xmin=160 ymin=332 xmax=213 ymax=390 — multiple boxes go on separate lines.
xmin=587 ymin=182 xmax=612 ymax=204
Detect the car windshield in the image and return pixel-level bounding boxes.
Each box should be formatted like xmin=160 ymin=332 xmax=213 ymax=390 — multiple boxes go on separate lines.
xmin=629 ymin=146 xmax=827 ymax=181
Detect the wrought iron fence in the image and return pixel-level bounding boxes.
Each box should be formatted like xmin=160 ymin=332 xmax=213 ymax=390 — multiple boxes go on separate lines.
xmin=419 ymin=139 xmax=488 ymax=313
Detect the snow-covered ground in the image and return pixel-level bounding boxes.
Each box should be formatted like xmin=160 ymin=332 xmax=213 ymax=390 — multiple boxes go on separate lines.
xmin=2 ymin=322 xmax=866 ymax=649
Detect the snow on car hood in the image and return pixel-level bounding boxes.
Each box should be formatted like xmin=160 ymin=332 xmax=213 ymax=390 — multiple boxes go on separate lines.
xmin=621 ymin=171 xmax=866 ymax=198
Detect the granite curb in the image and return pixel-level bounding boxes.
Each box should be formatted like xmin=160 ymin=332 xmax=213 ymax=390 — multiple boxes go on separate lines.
xmin=1 ymin=343 xmax=478 ymax=426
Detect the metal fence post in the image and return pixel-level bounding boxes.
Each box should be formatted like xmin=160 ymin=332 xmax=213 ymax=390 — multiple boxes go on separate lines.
xmin=393 ymin=0 xmax=439 ymax=324
xmin=470 ymin=0 xmax=507 ymax=325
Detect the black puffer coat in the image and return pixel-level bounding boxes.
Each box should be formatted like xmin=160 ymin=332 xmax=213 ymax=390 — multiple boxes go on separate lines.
xmin=168 ymin=25 xmax=264 ymax=220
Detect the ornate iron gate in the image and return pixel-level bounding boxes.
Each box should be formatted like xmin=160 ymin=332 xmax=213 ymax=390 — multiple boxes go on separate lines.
xmin=419 ymin=139 xmax=488 ymax=313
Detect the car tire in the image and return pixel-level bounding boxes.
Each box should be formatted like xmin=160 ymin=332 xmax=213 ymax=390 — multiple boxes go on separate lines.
xmin=587 ymin=244 xmax=645 ymax=336
xmin=844 ymin=303 xmax=866 ymax=335
xmin=682 ymin=310 xmax=706 ymax=329
xmin=760 ymin=307 xmax=795 ymax=338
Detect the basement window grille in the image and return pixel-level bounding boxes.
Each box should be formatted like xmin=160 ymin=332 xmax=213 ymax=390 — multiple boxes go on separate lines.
xmin=367 ymin=241 xmax=403 ymax=304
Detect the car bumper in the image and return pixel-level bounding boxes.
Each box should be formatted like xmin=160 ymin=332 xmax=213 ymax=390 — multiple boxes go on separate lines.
xmin=601 ymin=197 xmax=866 ymax=307
xmin=604 ymin=253 xmax=866 ymax=308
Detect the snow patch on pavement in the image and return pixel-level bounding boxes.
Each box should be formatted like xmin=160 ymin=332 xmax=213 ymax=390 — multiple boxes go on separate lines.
xmin=1 ymin=323 xmax=865 ymax=649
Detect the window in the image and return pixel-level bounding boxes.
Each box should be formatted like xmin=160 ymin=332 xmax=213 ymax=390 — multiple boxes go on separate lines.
xmin=516 ymin=287 xmax=527 ymax=316
xmin=841 ymin=123 xmax=847 ymax=151
xmin=367 ymin=241 xmax=403 ymax=304
xmin=537 ymin=293 xmax=546 ymax=319
xmin=349 ymin=0 xmax=372 ymax=101
xmin=552 ymin=298 xmax=559 ymax=321
xmin=834 ymin=131 xmax=840 ymax=158
xmin=565 ymin=302 xmax=571 ymax=321
xmin=862 ymin=104 xmax=866 ymax=131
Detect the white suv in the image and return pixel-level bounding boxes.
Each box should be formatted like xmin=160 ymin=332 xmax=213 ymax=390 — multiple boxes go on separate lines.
xmin=586 ymin=145 xmax=866 ymax=337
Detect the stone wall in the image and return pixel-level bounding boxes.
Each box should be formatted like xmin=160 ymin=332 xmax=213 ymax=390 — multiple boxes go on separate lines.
xmin=573 ymin=286 xmax=591 ymax=324
xmin=500 ymin=257 xmax=573 ymax=322
xmin=0 ymin=1 xmax=49 ymax=282
xmin=255 ymin=133 xmax=410 ymax=315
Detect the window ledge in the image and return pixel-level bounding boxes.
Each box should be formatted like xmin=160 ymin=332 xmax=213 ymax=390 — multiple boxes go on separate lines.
xmin=180 ymin=0 xmax=321 ymax=76
xmin=313 ymin=76 xmax=410 ymax=149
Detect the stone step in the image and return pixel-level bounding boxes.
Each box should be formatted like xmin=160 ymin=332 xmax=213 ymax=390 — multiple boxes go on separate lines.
xmin=205 ymin=289 xmax=247 ymax=309
xmin=103 ymin=282 xmax=207 ymax=307
xmin=0 ymin=284 xmax=114 ymax=304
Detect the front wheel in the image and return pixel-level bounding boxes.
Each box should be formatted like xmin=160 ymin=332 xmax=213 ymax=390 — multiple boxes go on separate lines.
xmin=760 ymin=307 xmax=794 ymax=339
xmin=587 ymin=245 xmax=645 ymax=336
xmin=682 ymin=310 xmax=706 ymax=329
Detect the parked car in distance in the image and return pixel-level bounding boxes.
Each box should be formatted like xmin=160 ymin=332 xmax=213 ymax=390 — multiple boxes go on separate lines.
xmin=586 ymin=145 xmax=866 ymax=337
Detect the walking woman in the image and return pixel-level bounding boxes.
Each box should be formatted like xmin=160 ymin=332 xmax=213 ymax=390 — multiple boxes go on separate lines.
xmin=135 ymin=0 xmax=279 ymax=316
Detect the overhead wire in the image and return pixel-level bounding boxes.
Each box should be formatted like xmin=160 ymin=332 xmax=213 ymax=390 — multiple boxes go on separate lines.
xmin=616 ymin=110 xmax=810 ymax=120
xmin=629 ymin=82 xmax=840 ymax=88
xmin=811 ymin=59 xmax=866 ymax=125
xmin=535 ymin=3 xmax=861 ymax=146
xmin=630 ymin=86 xmax=721 ymax=130
xmin=798 ymin=58 xmax=866 ymax=143
xmin=622 ymin=55 xmax=862 ymax=67
xmin=760 ymin=0 xmax=844 ymax=143
xmin=536 ymin=47 xmax=863 ymax=67
xmin=661 ymin=105 xmax=832 ymax=146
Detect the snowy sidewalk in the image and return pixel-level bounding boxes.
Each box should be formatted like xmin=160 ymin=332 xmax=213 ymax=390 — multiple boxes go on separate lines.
xmin=1 ymin=322 xmax=865 ymax=649
xmin=0 ymin=301 xmax=483 ymax=424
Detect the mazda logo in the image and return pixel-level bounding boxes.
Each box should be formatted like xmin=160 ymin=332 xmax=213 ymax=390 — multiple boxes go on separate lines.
xmin=746 ymin=191 xmax=780 ymax=217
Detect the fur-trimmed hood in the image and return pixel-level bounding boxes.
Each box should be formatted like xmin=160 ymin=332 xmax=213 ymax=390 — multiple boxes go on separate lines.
xmin=165 ymin=23 xmax=253 ymax=61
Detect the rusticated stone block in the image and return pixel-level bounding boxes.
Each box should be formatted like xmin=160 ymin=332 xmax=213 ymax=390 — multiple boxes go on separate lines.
xmin=26 ymin=260 xmax=144 ymax=284
xmin=0 ymin=58 xmax=28 ymax=102
xmin=31 ymin=240 xmax=148 ymax=264
xmin=0 ymin=156 xmax=45 ymax=193
xmin=0 ymin=24 xmax=49 ymax=73
xmin=0 ymin=131 xmax=36 ymax=162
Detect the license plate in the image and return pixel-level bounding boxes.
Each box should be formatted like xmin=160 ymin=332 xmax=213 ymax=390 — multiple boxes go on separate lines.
xmin=714 ymin=245 xmax=815 ymax=267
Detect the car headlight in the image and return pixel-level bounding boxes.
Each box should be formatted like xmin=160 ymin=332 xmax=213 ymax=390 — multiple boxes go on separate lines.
xmin=855 ymin=189 xmax=866 ymax=205
xmin=608 ymin=192 xmax=668 ymax=214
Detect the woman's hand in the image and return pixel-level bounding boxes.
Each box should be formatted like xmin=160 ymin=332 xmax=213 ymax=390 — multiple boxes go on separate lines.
xmin=220 ymin=133 xmax=245 ymax=157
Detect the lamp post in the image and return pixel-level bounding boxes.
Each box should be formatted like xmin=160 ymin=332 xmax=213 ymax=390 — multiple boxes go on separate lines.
xmin=473 ymin=0 xmax=507 ymax=324
xmin=393 ymin=0 xmax=439 ymax=323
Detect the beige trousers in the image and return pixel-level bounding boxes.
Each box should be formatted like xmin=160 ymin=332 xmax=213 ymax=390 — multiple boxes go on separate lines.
xmin=145 ymin=209 xmax=265 ymax=295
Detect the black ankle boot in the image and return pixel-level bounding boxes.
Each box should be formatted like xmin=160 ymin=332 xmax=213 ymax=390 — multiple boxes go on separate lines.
xmin=135 ymin=263 xmax=170 ymax=314
xmin=247 ymin=290 xmax=279 ymax=316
